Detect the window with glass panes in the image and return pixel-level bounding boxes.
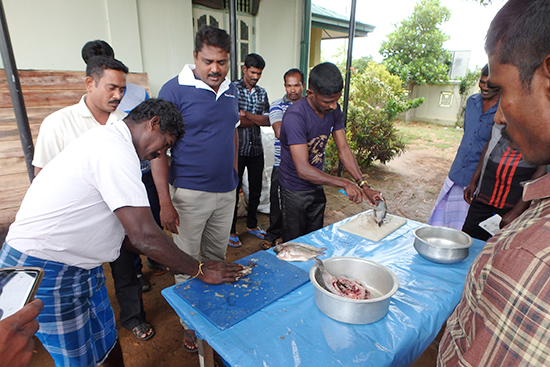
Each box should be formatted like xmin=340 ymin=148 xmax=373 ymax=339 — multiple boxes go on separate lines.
xmin=192 ymin=3 xmax=254 ymax=78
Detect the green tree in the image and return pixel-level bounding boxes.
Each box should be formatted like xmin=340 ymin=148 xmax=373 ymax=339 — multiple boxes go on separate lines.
xmin=350 ymin=56 xmax=374 ymax=73
xmin=380 ymin=0 xmax=452 ymax=120
xmin=326 ymin=45 xmax=373 ymax=73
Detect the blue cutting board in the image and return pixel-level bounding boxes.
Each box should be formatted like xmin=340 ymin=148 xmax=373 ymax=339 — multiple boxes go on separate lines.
xmin=173 ymin=251 xmax=310 ymax=330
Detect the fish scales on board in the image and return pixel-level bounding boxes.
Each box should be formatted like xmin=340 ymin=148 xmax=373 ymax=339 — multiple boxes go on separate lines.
xmin=315 ymin=258 xmax=371 ymax=300
xmin=273 ymin=242 xmax=326 ymax=261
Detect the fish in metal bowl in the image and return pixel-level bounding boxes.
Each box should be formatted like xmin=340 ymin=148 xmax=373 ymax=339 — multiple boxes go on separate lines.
xmin=309 ymin=257 xmax=399 ymax=324
xmin=315 ymin=258 xmax=371 ymax=300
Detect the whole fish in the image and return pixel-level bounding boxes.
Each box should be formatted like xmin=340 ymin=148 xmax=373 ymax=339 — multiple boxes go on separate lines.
xmin=374 ymin=200 xmax=387 ymax=227
xmin=273 ymin=242 xmax=326 ymax=261
xmin=339 ymin=189 xmax=387 ymax=226
xmin=315 ymin=258 xmax=371 ymax=300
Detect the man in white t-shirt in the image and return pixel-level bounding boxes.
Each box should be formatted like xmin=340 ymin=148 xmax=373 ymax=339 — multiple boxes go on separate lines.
xmin=80 ymin=39 xmax=158 ymax=341
xmin=0 ymin=99 xmax=244 ymax=367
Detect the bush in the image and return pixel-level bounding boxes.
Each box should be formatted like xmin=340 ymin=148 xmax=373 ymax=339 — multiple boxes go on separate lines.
xmin=456 ymin=69 xmax=480 ymax=127
xmin=324 ymin=62 xmax=424 ymax=171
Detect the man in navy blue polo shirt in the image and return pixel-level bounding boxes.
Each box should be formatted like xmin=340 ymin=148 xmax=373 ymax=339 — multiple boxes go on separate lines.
xmin=152 ymin=25 xmax=239 ymax=353
xmin=428 ymin=64 xmax=500 ymax=230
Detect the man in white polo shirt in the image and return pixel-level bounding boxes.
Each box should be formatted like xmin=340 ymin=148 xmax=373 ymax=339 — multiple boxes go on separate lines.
xmin=0 ymin=99 xmax=244 ymax=366
xmin=32 ymin=56 xmax=127 ymax=175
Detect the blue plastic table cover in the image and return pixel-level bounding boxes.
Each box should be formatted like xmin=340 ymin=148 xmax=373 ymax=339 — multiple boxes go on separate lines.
xmin=162 ymin=213 xmax=486 ymax=367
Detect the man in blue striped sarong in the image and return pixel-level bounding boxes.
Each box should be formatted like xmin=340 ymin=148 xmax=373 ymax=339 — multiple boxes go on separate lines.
xmin=0 ymin=99 xmax=243 ymax=367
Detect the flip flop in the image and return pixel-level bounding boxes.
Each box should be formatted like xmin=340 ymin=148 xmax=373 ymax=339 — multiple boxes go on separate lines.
xmin=183 ymin=329 xmax=198 ymax=353
xmin=132 ymin=323 xmax=155 ymax=341
xmin=247 ymin=227 xmax=265 ymax=239
xmin=228 ymin=234 xmax=242 ymax=248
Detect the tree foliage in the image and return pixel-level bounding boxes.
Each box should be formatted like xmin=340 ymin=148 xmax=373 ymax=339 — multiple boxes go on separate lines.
xmin=379 ymin=0 xmax=452 ymax=90
xmin=325 ymin=45 xmax=374 ymax=73
xmin=456 ymin=68 xmax=481 ymax=126
xmin=324 ymin=62 xmax=424 ymax=171
xmin=349 ymin=56 xmax=374 ymax=73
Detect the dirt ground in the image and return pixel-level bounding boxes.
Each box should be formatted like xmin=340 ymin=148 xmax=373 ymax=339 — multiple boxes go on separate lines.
xmin=29 ymin=134 xmax=459 ymax=367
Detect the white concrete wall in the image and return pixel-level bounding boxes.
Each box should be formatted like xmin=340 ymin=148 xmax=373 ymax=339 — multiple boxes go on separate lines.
xmin=409 ymin=82 xmax=463 ymax=126
xmin=135 ymin=0 xmax=194 ymax=95
xmin=2 ymin=0 xmax=144 ymax=73
xmin=254 ymin=0 xmax=304 ymax=101
xmin=0 ymin=0 xmax=303 ymax=98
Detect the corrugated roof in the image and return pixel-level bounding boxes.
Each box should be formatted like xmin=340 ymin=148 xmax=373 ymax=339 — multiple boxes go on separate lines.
xmin=312 ymin=3 xmax=350 ymax=22
xmin=311 ymin=3 xmax=375 ymax=39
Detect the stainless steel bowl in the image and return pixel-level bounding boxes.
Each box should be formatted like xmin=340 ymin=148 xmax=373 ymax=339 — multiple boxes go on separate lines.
xmin=413 ymin=226 xmax=473 ymax=264
xmin=309 ymin=257 xmax=399 ymax=324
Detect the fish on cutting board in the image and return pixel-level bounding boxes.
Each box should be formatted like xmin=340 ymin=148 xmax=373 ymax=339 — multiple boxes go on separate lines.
xmin=374 ymin=200 xmax=387 ymax=227
xmin=339 ymin=189 xmax=388 ymax=226
xmin=315 ymin=258 xmax=371 ymax=300
xmin=273 ymin=242 xmax=326 ymax=261
xmin=238 ymin=261 xmax=257 ymax=277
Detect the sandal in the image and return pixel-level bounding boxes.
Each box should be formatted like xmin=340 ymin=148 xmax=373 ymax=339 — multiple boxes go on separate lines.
xmin=183 ymin=329 xmax=198 ymax=353
xmin=136 ymin=273 xmax=151 ymax=293
xmin=247 ymin=227 xmax=265 ymax=239
xmin=228 ymin=234 xmax=242 ymax=248
xmin=132 ymin=323 xmax=155 ymax=341
xmin=261 ymin=240 xmax=274 ymax=250
xmin=146 ymin=259 xmax=166 ymax=275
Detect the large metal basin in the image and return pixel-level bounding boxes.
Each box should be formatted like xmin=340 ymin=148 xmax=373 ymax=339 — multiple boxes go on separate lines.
xmin=413 ymin=226 xmax=473 ymax=264
xmin=309 ymin=257 xmax=398 ymax=324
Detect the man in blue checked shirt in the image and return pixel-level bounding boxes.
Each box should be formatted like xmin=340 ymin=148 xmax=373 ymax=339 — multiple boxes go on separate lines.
xmin=229 ymin=53 xmax=271 ymax=247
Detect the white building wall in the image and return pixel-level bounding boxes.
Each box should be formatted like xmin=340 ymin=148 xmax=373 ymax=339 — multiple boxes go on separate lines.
xmin=1 ymin=0 xmax=303 ymax=97
xmin=135 ymin=0 xmax=194 ymax=95
xmin=254 ymin=0 xmax=304 ymax=101
xmin=408 ymin=82 xmax=462 ymax=126
xmin=2 ymin=0 xmax=143 ymax=73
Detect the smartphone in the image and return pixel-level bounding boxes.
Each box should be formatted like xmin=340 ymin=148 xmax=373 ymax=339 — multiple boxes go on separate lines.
xmin=0 ymin=267 xmax=43 ymax=321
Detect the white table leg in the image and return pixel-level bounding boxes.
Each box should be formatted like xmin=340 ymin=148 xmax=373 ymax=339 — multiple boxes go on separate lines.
xmin=197 ymin=338 xmax=215 ymax=367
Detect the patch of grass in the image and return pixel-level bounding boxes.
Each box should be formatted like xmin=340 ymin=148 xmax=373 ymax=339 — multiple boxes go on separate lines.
xmin=396 ymin=121 xmax=463 ymax=149
xmin=433 ymin=142 xmax=455 ymax=149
